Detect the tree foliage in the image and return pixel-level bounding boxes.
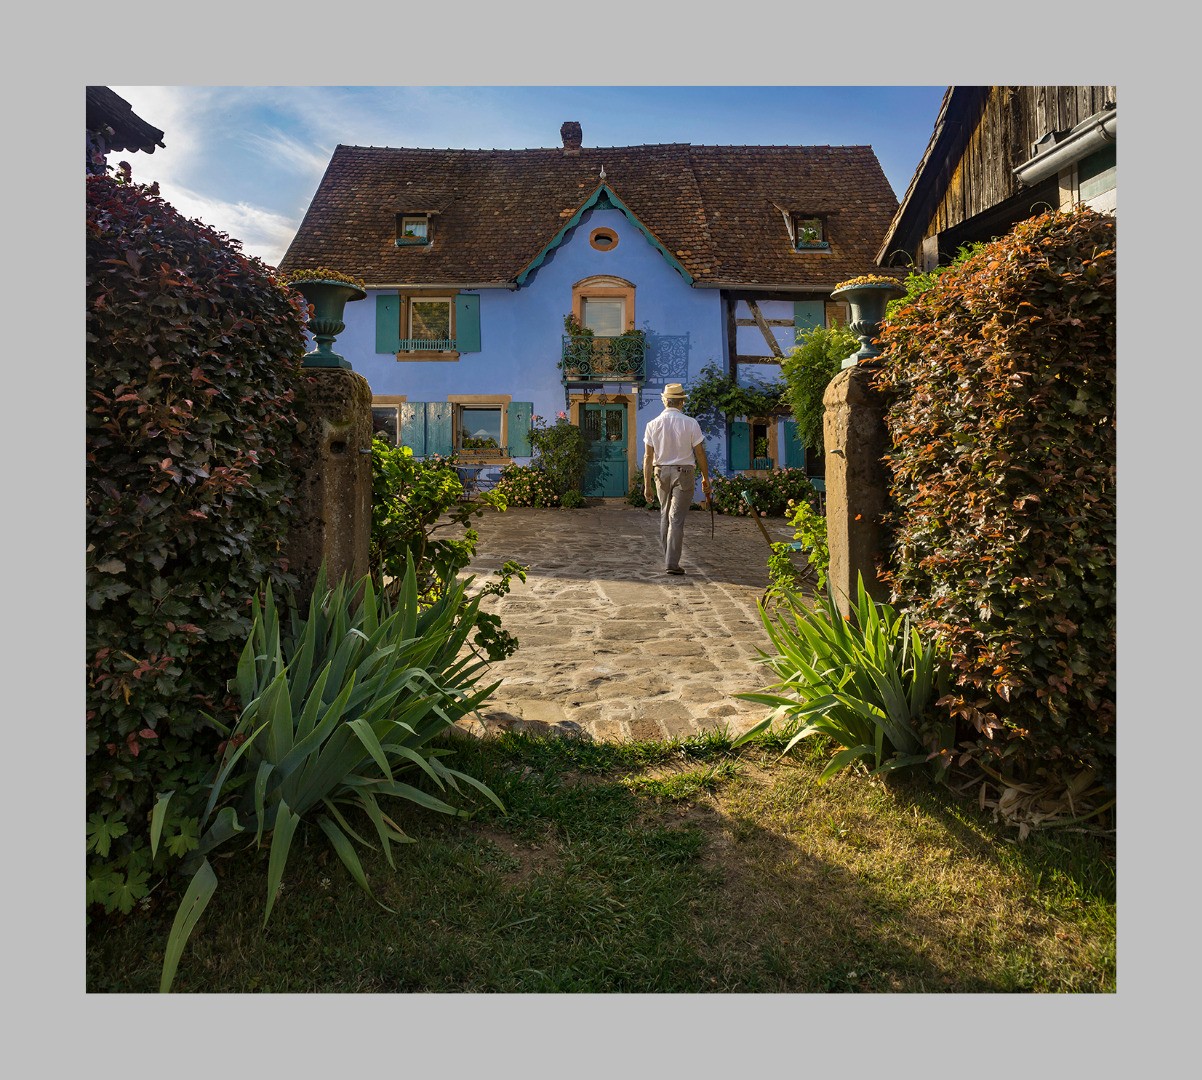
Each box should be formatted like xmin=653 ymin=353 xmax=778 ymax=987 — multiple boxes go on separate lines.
xmin=874 ymin=207 xmax=1115 ymax=785
xmin=778 ymin=326 xmax=859 ymax=450
xmin=86 ymin=173 xmax=310 ymax=912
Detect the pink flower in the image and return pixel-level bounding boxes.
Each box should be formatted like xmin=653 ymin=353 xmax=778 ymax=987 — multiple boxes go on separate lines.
xmin=557 ymin=410 xmax=567 ymax=420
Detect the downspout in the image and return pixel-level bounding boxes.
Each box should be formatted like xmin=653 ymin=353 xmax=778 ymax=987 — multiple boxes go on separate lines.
xmin=1013 ymin=108 xmax=1117 ymax=187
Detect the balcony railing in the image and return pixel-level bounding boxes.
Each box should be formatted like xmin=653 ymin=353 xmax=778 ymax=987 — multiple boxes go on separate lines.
xmin=398 ymin=338 xmax=457 ymax=352
xmin=560 ymin=334 xmax=646 ymax=383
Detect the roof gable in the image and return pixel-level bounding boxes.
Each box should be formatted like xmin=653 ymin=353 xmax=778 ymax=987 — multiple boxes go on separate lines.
xmin=515 ymin=183 xmax=693 ymax=286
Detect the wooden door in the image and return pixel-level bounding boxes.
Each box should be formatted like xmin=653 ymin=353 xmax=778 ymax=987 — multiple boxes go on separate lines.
xmin=581 ymin=404 xmax=628 ymax=498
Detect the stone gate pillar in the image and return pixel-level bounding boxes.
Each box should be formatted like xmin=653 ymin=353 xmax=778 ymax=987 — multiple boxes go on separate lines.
xmin=822 ymin=365 xmax=890 ymax=617
xmin=286 ymin=368 xmax=373 ymax=606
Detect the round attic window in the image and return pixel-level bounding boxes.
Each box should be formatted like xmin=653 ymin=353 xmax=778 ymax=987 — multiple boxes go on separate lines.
xmin=589 ymin=227 xmax=618 ymax=251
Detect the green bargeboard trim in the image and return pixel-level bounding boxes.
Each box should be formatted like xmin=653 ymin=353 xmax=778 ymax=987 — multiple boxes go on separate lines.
xmin=515 ymin=184 xmax=694 ymax=287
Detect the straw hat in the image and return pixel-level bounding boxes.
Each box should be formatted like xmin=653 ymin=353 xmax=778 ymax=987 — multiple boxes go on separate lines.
xmin=661 ymin=382 xmax=687 ymax=402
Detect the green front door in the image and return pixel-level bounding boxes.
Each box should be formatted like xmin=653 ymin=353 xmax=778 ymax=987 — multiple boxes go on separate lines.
xmin=581 ymin=403 xmax=628 ymax=498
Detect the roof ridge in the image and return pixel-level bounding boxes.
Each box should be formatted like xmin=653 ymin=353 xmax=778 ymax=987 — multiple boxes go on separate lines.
xmin=333 ymin=141 xmax=869 ymax=154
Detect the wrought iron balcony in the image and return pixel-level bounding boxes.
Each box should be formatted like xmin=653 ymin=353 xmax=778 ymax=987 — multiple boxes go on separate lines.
xmin=560 ymin=333 xmax=646 ymax=384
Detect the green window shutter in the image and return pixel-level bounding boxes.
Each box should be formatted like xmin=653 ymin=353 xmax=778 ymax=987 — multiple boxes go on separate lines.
xmin=376 ymin=294 xmax=402 ymax=353
xmin=507 ymin=401 xmax=533 ymax=457
xmin=426 ymin=402 xmax=454 ymax=456
xmin=728 ymin=421 xmax=751 ymax=471
xmin=399 ymin=402 xmax=427 ymax=456
xmin=454 ymin=293 xmax=481 ymax=352
xmin=782 ymin=419 xmax=806 ymax=471
xmin=793 ymin=301 xmax=825 ymax=334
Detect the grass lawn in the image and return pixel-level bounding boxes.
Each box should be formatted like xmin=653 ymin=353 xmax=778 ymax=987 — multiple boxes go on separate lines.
xmin=86 ymin=730 xmax=1115 ymax=993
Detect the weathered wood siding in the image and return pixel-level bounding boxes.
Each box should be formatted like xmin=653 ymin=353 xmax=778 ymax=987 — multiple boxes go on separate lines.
xmin=926 ymin=85 xmax=1116 ymax=241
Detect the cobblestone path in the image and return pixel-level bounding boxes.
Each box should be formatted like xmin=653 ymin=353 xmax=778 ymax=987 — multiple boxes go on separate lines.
xmin=451 ymin=503 xmax=813 ymax=743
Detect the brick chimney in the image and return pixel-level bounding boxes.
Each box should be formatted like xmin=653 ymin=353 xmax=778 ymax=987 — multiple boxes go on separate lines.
xmin=561 ymin=121 xmax=582 ymax=155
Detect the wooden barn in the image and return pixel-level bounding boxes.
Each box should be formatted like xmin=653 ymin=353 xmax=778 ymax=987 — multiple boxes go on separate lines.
xmin=878 ymin=85 xmax=1116 ymax=270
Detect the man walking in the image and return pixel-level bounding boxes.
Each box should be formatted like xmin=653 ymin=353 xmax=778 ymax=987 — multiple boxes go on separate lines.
xmin=642 ymin=382 xmax=712 ymax=575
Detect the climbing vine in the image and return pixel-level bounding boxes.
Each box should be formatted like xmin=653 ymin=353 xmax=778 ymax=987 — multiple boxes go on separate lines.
xmin=684 ymin=362 xmax=784 ymax=434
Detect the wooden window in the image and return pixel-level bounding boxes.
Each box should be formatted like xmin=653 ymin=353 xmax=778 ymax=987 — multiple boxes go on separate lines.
xmin=459 ymin=406 xmax=503 ymax=452
xmin=371 ymin=395 xmax=407 ymax=445
xmin=374 ymin=293 xmax=481 ymax=356
xmin=446 ymin=394 xmax=532 ymax=460
xmin=581 ymin=298 xmax=625 ymax=336
xmin=397 ymin=215 xmax=430 ymax=244
xmin=792 ymin=215 xmax=829 ymax=250
xmin=410 ymin=298 xmax=451 ymax=342
xmin=571 ymin=277 xmax=635 ymax=333
xmin=1078 ymin=144 xmax=1116 ymax=203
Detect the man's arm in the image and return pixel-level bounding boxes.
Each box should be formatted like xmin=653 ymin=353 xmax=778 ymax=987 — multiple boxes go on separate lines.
xmin=643 ymin=443 xmax=656 ymax=503
xmin=693 ymin=441 xmax=711 ymax=496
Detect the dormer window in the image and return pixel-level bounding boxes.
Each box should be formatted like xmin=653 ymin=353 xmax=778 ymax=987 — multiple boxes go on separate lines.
xmin=397 ymin=214 xmax=430 ymax=245
xmin=792 ymin=215 xmax=829 ymax=251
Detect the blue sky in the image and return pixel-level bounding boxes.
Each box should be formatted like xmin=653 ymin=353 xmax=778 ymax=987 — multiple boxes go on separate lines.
xmin=107 ymin=85 xmax=947 ymax=268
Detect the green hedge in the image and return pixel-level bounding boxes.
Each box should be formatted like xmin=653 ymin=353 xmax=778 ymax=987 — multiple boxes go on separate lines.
xmin=86 ymin=174 xmax=309 ymax=913
xmin=874 ymin=206 xmax=1116 ymax=785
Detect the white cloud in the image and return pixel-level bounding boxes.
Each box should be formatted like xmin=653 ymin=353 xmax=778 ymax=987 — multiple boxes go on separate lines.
xmin=159 ymin=183 xmax=300 ymax=267
xmin=241 ymin=126 xmax=332 ymax=177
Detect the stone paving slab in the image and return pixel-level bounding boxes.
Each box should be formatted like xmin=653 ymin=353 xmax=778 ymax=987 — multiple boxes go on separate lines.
xmin=449 ymin=502 xmax=817 ymax=743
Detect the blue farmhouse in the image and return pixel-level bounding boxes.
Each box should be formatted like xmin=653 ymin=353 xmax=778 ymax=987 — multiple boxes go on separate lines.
xmin=278 ymin=121 xmax=899 ymax=498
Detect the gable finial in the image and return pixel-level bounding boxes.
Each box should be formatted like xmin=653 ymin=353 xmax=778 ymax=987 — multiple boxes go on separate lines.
xmin=599 ymin=164 xmax=606 ymax=182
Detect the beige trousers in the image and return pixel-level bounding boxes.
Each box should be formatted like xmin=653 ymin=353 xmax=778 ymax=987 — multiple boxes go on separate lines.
xmin=653 ymin=464 xmax=695 ymax=571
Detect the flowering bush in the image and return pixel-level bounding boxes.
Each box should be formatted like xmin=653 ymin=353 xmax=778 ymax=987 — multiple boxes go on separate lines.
xmin=710 ymin=469 xmax=818 ymax=517
xmin=493 ymin=464 xmax=561 ymax=507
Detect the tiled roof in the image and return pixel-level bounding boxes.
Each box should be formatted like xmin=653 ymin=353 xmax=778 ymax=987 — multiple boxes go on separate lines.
xmin=279 ymin=141 xmax=900 ymax=290
xmin=85 ymin=86 xmax=166 ymax=155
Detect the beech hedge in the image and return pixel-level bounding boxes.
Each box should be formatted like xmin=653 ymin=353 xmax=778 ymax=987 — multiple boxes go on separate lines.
xmin=874 ymin=206 xmax=1116 ymax=785
xmin=86 ymin=174 xmax=309 ymax=911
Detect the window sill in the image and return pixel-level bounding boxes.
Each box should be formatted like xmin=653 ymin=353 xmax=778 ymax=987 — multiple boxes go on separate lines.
xmin=395 ymin=350 xmax=460 ymax=362
xmin=395 ymin=238 xmax=429 ymax=246
xmin=794 ymin=242 xmax=831 ymax=252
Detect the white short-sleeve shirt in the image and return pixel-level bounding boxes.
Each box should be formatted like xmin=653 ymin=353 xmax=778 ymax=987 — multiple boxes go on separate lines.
xmin=643 ymin=407 xmax=704 ymax=467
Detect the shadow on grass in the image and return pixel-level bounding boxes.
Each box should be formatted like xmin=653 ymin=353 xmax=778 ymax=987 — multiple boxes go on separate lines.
xmin=86 ymin=731 xmax=1114 ymax=994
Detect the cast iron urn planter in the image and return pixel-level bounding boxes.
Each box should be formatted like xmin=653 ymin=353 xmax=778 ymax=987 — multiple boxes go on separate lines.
xmin=292 ymin=278 xmax=367 ymax=369
xmin=831 ymin=277 xmax=906 ymax=368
